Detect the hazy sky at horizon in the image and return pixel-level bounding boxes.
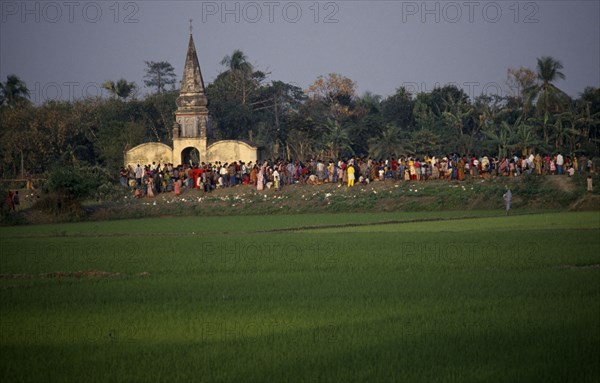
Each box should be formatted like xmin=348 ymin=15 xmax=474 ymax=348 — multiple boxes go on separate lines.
xmin=1 ymin=0 xmax=598 ymax=104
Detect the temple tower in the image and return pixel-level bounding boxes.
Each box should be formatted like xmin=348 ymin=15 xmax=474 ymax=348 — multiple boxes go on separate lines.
xmin=172 ymin=31 xmax=208 ymax=165
xmin=125 ymin=29 xmax=260 ymax=169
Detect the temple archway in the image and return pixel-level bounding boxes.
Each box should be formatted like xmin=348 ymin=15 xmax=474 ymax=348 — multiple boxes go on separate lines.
xmin=181 ymin=147 xmax=200 ymax=166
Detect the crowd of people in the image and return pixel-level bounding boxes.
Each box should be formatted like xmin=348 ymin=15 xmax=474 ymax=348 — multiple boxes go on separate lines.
xmin=122 ymin=152 xmax=596 ymax=198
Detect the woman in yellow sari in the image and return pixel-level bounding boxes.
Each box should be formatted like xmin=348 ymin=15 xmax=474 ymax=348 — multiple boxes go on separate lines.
xmin=347 ymin=164 xmax=355 ymax=187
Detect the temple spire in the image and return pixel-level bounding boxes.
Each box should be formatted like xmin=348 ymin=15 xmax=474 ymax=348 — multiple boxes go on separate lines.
xmin=175 ymin=30 xmax=209 ymax=139
xmin=179 ymin=32 xmax=206 ymax=95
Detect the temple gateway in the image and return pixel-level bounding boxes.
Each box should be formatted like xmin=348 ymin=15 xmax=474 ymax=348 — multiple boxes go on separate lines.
xmin=124 ymin=32 xmax=259 ymax=168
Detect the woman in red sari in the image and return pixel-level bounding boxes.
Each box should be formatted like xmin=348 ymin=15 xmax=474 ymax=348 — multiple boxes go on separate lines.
xmin=174 ymin=179 xmax=181 ymax=196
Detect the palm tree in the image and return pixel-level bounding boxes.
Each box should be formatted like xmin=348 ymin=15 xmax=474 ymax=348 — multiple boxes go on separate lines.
xmin=102 ymin=81 xmax=117 ymax=98
xmin=410 ymin=129 xmax=439 ymax=157
xmin=442 ymin=94 xmax=474 ymax=134
xmin=319 ymin=119 xmax=354 ymax=158
xmin=526 ymin=112 xmax=554 ymax=150
xmin=413 ymin=94 xmax=444 ymax=132
xmin=574 ymin=93 xmax=600 ymax=142
xmin=484 ymin=120 xmax=518 ymax=159
xmin=116 ymin=79 xmax=136 ymax=99
xmin=553 ymin=111 xmax=588 ymax=153
xmin=220 ymin=49 xmax=253 ymax=74
xmin=220 ymin=50 xmax=259 ymax=104
xmin=368 ymin=124 xmax=409 ymax=159
xmin=514 ymin=120 xmax=541 ymax=155
xmin=442 ymin=94 xmax=475 ymax=153
xmin=0 ymin=74 xmax=30 ymax=107
xmin=102 ymin=79 xmax=136 ymax=100
xmin=358 ymin=91 xmax=382 ymax=115
xmin=535 ymin=56 xmax=568 ymax=118
xmin=555 ymin=112 xmax=571 ymax=151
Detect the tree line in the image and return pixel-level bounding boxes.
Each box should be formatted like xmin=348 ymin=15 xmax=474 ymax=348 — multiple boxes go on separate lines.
xmin=1 ymin=54 xmax=599 ymax=179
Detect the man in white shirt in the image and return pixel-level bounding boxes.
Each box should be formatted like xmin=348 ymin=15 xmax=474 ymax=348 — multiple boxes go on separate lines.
xmin=220 ymin=164 xmax=229 ymax=187
xmin=135 ymin=164 xmax=143 ymax=186
xmin=503 ymin=187 xmax=512 ymax=215
xmin=273 ymin=168 xmax=280 ymax=190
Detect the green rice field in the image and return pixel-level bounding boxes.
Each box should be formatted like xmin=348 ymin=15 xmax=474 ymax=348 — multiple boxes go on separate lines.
xmin=1 ymin=211 xmax=599 ymax=382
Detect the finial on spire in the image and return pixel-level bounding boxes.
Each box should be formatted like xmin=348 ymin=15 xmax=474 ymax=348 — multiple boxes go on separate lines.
xmin=189 ymin=19 xmax=193 ymax=34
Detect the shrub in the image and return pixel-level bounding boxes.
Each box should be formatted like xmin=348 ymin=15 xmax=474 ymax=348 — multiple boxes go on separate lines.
xmin=45 ymin=167 xmax=99 ymax=200
xmin=36 ymin=165 xmax=115 ymax=217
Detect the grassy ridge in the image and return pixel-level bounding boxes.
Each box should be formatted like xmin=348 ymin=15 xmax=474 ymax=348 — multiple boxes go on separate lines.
xmin=5 ymin=173 xmax=597 ymax=225
xmin=1 ymin=212 xmax=599 ymax=382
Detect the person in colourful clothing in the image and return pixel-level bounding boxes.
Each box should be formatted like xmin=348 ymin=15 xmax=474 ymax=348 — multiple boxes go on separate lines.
xmin=347 ymin=164 xmax=355 ymax=187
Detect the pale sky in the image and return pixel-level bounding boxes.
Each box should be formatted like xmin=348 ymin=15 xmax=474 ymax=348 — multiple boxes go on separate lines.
xmin=1 ymin=1 xmax=598 ymax=104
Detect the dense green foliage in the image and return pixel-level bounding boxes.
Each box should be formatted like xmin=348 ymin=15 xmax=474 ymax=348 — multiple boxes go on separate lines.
xmin=1 ymin=56 xmax=599 ymax=179
xmin=1 ymin=212 xmax=599 ymax=382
